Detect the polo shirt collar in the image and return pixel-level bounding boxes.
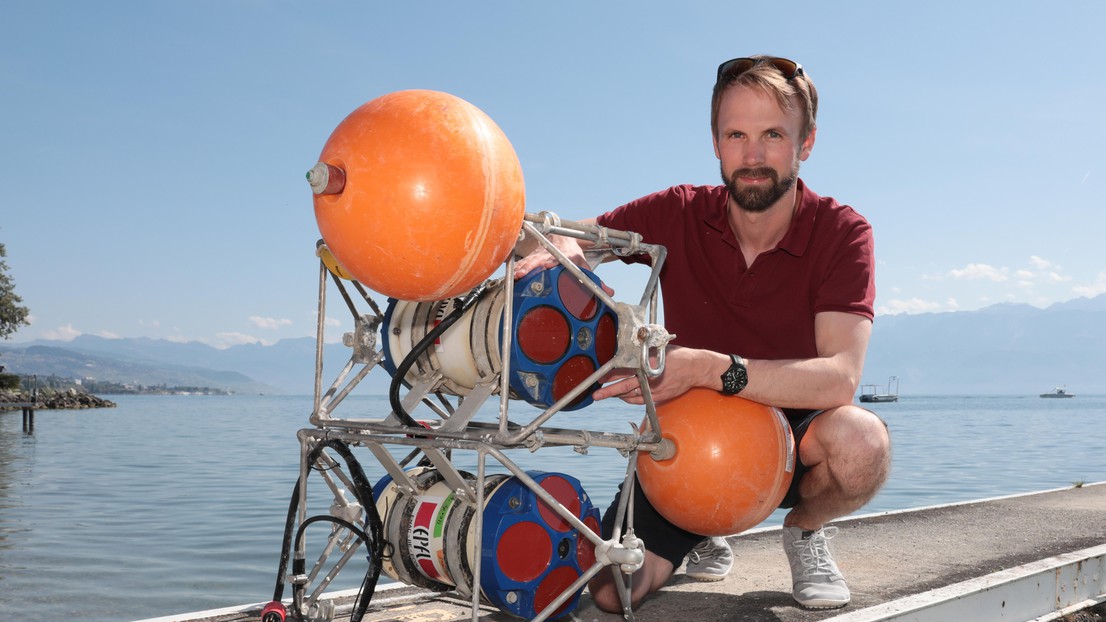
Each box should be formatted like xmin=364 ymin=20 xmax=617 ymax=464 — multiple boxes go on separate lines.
xmin=777 ymin=179 xmax=815 ymax=257
xmin=706 ymin=178 xmax=816 ymax=257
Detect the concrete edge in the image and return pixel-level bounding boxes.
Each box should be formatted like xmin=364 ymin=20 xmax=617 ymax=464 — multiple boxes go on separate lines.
xmin=823 ymin=544 xmax=1106 ymax=622
xmin=131 ymin=584 xmax=411 ymax=622
xmin=132 ymin=482 xmax=1106 ymax=622
xmin=737 ymin=481 xmax=1106 ymax=538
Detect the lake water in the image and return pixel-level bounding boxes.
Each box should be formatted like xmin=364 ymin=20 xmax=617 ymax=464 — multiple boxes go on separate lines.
xmin=2 ymin=393 xmax=1104 ymax=621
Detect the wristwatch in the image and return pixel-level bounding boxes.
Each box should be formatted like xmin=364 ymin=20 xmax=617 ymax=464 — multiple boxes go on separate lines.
xmin=720 ymin=354 xmax=748 ymax=395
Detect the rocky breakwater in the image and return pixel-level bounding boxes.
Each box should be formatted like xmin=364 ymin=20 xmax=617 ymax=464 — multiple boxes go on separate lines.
xmin=1 ymin=388 xmax=116 ymax=409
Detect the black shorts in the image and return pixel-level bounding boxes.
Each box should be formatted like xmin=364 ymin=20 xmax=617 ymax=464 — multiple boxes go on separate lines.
xmin=599 ymin=408 xmax=823 ymax=568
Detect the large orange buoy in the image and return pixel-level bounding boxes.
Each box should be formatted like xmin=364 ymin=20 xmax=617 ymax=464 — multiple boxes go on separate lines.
xmin=637 ymin=389 xmax=796 ymax=536
xmin=310 ymin=90 xmax=525 ymax=301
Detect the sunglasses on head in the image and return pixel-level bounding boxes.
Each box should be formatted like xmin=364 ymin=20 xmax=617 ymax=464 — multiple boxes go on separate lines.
xmin=716 ymin=57 xmax=804 ymax=82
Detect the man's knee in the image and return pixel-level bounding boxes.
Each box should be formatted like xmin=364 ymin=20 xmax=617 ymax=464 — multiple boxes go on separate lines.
xmin=832 ymin=405 xmax=889 ymax=450
xmin=856 ymin=407 xmax=891 ymax=463
xmin=810 ymin=406 xmax=891 ymax=492
xmin=841 ymin=406 xmax=891 ymax=493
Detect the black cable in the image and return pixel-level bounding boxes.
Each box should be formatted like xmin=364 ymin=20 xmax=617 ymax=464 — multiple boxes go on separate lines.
xmin=387 ymin=283 xmax=488 ymax=427
xmin=272 ymin=439 xmax=384 ymax=622
xmin=291 ymin=515 xmax=375 ymax=622
xmin=271 ymin=478 xmax=301 ymax=602
xmin=296 ymin=514 xmax=372 ymax=546
xmin=271 ymin=283 xmax=489 ymax=617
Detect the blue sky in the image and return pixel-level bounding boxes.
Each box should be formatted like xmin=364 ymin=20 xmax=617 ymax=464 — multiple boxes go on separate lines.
xmin=3 ymin=1 xmax=1105 ymax=349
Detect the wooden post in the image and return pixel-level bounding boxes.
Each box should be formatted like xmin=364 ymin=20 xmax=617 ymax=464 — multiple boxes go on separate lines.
xmin=28 ymin=375 xmax=38 ymax=432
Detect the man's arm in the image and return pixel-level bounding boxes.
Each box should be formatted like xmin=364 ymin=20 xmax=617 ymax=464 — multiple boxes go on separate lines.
xmin=741 ymin=311 xmax=872 ymax=408
xmin=512 ymin=214 xmax=872 ymax=409
xmin=595 ymin=311 xmax=871 ymax=409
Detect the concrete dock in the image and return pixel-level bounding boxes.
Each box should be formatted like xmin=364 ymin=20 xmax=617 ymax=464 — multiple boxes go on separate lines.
xmin=145 ymin=482 xmax=1106 ymax=622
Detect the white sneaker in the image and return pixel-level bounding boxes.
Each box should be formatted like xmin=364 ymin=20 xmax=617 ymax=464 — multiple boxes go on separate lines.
xmin=685 ymin=536 xmax=734 ymax=581
xmin=783 ymin=526 xmax=850 ymax=609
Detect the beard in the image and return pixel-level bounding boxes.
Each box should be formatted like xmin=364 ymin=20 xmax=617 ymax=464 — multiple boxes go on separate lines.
xmin=721 ymin=163 xmax=799 ymax=214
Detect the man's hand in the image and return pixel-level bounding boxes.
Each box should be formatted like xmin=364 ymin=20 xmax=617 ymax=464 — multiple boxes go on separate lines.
xmin=511 ymin=228 xmax=615 ymax=296
xmin=595 ymin=346 xmax=728 ymax=405
xmin=511 ymin=233 xmax=589 ymax=280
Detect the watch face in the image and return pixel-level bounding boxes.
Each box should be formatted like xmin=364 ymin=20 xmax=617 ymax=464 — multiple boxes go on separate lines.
xmin=722 ymin=357 xmax=747 ymax=395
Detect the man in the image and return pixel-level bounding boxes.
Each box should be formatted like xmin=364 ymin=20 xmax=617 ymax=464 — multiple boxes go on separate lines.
xmin=514 ymin=56 xmax=891 ymax=612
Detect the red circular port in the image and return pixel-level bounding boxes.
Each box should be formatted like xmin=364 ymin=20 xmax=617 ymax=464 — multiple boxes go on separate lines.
xmin=558 ymin=270 xmax=599 ymax=321
xmin=534 ymin=566 xmax=580 ymax=617
xmin=595 ymin=312 xmax=617 ymax=364
xmin=517 ymin=305 xmax=570 ymax=364
xmin=496 ymin=521 xmax=552 ymax=582
xmin=537 ymin=475 xmax=582 ymax=532
xmin=577 ymin=514 xmax=600 ymax=570
xmin=552 ymin=356 xmax=597 ymax=406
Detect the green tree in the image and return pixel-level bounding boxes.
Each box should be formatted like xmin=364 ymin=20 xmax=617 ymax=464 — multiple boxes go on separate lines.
xmin=0 ymin=242 xmax=30 ymax=340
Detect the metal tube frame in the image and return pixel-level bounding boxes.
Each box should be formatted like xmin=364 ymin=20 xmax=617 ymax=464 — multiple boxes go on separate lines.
xmin=289 ymin=212 xmax=672 ymax=622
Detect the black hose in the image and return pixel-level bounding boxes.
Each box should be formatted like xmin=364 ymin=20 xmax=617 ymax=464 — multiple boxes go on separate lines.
xmin=290 ymin=516 xmax=376 ymax=622
xmin=387 ymin=283 xmax=488 ymax=427
xmin=271 ymin=479 xmax=301 ymax=602
xmin=272 ymin=439 xmax=384 ymax=622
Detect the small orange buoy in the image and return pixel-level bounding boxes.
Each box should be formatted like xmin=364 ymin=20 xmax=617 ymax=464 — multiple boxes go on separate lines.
xmin=310 ymin=90 xmax=525 ymax=301
xmin=637 ymin=389 xmax=796 ymax=536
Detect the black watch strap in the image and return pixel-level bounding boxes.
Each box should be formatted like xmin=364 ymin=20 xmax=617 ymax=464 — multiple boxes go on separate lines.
xmin=720 ymin=354 xmax=748 ymax=395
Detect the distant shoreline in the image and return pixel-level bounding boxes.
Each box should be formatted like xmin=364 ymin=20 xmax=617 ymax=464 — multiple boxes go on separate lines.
xmin=0 ymin=388 xmax=116 ymax=409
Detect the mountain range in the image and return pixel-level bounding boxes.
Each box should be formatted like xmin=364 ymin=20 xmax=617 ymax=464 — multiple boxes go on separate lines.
xmin=0 ymin=335 xmax=375 ymax=395
xmin=863 ymin=293 xmax=1106 ymax=395
xmin=2 ymin=293 xmax=1105 ymax=396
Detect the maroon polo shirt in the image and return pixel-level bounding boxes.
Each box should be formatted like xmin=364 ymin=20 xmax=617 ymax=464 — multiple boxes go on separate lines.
xmin=596 ymin=180 xmax=875 ymax=360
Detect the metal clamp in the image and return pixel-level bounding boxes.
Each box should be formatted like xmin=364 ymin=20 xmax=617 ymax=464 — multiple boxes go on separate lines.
xmin=636 ymin=324 xmax=674 ymax=378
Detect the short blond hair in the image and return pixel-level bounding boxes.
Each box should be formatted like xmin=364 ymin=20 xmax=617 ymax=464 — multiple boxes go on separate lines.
xmin=711 ymin=56 xmax=818 ymax=141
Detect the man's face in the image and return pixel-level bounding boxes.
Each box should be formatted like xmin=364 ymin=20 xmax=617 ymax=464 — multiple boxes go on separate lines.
xmin=713 ymin=84 xmax=815 ymax=213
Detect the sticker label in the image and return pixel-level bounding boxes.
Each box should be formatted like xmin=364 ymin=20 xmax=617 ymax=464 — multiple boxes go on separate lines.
xmin=409 ymin=492 xmax=456 ymax=583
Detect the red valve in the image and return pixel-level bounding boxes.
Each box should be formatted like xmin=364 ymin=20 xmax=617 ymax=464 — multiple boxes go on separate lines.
xmin=260 ymin=600 xmax=286 ymax=622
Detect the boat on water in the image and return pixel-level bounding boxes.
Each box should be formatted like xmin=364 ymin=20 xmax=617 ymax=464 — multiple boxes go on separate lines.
xmin=1040 ymin=386 xmax=1075 ymax=398
xmin=859 ymin=376 xmax=899 ymax=403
